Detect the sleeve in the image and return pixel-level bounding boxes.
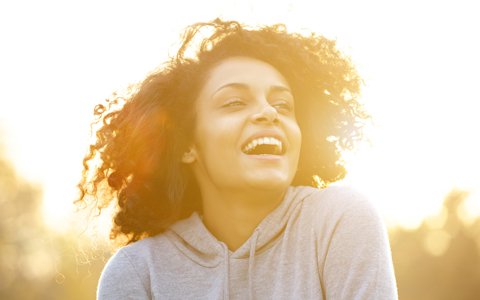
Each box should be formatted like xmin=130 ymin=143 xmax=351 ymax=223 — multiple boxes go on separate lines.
xmin=321 ymin=193 xmax=398 ymax=300
xmin=97 ymin=249 xmax=151 ymax=300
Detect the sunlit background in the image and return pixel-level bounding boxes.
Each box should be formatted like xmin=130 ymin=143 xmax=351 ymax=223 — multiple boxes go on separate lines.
xmin=1 ymin=0 xmax=479 ymax=299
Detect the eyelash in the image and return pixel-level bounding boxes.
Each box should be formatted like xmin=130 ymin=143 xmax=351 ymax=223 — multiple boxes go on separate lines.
xmin=221 ymin=97 xmax=294 ymax=114
xmin=222 ymin=97 xmax=246 ymax=107
xmin=272 ymin=100 xmax=293 ymax=112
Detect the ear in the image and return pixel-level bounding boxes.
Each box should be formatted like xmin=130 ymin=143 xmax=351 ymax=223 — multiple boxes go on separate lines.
xmin=181 ymin=147 xmax=197 ymax=164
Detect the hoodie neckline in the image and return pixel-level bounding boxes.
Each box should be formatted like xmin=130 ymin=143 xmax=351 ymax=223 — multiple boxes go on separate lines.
xmin=166 ymin=186 xmax=318 ymax=300
xmin=167 ymin=186 xmax=317 ymax=259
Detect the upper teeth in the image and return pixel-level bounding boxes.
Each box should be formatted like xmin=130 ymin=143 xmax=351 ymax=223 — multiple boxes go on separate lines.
xmin=242 ymin=137 xmax=283 ymax=153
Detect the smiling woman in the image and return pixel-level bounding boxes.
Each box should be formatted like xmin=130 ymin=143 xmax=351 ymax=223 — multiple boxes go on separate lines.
xmin=189 ymin=57 xmax=301 ymax=195
xmin=77 ymin=19 xmax=397 ymax=299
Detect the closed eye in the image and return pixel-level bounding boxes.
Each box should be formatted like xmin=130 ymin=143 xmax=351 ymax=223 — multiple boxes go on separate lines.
xmin=272 ymin=100 xmax=294 ymax=113
xmin=221 ymin=97 xmax=246 ymax=108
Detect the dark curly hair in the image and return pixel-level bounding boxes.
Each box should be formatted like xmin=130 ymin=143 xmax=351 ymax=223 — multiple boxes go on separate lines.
xmin=77 ymin=19 xmax=368 ymax=245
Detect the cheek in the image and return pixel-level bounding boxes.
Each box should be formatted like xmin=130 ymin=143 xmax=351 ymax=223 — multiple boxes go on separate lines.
xmin=295 ymin=123 xmax=302 ymax=144
xmin=289 ymin=122 xmax=302 ymax=150
xmin=194 ymin=121 xmax=236 ymax=159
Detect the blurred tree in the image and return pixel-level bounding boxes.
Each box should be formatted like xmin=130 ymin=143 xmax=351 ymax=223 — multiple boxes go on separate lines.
xmin=0 ymin=148 xmax=51 ymax=299
xmin=391 ymin=189 xmax=480 ymax=300
xmin=0 ymin=146 xmax=107 ymax=299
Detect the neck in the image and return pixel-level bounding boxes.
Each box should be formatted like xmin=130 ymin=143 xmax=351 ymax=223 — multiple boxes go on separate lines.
xmin=201 ymin=188 xmax=286 ymax=251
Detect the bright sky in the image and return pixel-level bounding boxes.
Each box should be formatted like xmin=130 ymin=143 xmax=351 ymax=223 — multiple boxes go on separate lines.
xmin=1 ymin=0 xmax=479 ymax=231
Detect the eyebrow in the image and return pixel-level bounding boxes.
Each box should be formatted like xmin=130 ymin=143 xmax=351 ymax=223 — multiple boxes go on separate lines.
xmin=213 ymin=83 xmax=292 ymax=96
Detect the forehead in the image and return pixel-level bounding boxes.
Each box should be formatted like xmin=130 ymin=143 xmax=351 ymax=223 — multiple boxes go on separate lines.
xmin=200 ymin=56 xmax=291 ymax=94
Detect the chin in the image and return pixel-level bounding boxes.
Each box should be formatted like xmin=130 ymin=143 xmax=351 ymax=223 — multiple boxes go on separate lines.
xmin=245 ymin=174 xmax=293 ymax=191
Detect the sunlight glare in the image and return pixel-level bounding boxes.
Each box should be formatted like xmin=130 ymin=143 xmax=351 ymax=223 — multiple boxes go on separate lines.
xmin=1 ymin=0 xmax=479 ymax=232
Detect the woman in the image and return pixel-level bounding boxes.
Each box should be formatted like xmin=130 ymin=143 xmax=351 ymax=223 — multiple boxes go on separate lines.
xmin=78 ymin=19 xmax=398 ymax=299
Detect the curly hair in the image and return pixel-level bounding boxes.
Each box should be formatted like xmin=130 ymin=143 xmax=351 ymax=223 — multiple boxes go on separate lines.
xmin=77 ymin=19 xmax=368 ymax=245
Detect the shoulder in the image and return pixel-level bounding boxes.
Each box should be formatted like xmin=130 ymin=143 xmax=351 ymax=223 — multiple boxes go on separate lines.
xmin=291 ymin=185 xmax=385 ymax=235
xmin=300 ymin=186 xmax=398 ymax=298
xmin=108 ymin=234 xmax=169 ymax=268
xmin=97 ymin=235 xmax=169 ymax=299
xmin=288 ymin=185 xmax=398 ymax=299
xmin=292 ymin=185 xmax=376 ymax=216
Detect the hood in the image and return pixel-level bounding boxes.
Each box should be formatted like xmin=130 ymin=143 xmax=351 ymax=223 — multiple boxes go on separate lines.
xmin=166 ymin=185 xmax=317 ymax=266
xmin=166 ymin=186 xmax=317 ymax=299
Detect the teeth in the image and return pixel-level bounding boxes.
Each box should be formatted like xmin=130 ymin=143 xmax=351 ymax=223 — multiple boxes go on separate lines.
xmin=242 ymin=137 xmax=283 ymax=154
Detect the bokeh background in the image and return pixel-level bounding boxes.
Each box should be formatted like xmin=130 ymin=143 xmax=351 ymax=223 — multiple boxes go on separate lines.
xmin=1 ymin=0 xmax=479 ymax=299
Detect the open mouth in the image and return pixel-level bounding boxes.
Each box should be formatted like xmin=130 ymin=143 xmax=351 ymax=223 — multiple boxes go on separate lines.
xmin=241 ymin=137 xmax=284 ymax=155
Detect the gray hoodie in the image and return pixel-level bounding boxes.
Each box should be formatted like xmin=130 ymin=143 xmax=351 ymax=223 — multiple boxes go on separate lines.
xmin=97 ymin=186 xmax=398 ymax=299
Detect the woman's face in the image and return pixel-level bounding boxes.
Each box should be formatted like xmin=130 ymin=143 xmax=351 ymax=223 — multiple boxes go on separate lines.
xmin=184 ymin=56 xmax=301 ymax=194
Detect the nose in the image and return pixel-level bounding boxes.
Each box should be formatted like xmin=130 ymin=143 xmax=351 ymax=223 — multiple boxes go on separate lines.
xmin=252 ymin=103 xmax=279 ymax=124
